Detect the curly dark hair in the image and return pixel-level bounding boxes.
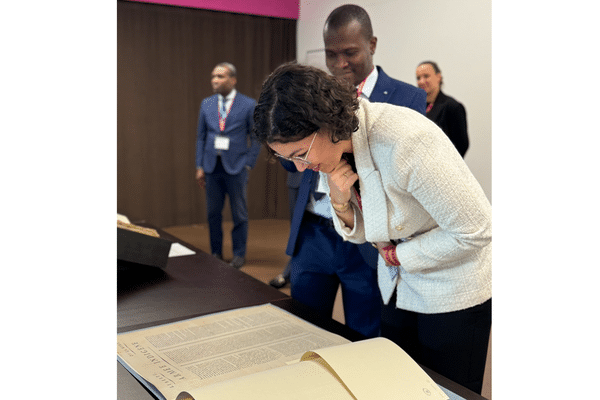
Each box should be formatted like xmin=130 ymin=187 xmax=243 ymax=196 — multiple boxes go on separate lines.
xmin=253 ymin=62 xmax=359 ymax=146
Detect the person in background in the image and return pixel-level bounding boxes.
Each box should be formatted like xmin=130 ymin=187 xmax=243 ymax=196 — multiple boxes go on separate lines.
xmin=416 ymin=61 xmax=469 ymax=157
xmin=195 ymin=62 xmax=261 ymax=269
xmin=253 ymin=63 xmax=492 ymax=395
xmin=267 ymin=4 xmax=426 ymax=338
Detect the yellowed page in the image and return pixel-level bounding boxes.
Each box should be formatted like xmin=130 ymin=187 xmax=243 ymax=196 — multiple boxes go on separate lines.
xmin=301 ymin=337 xmax=449 ymax=400
xmin=117 ymin=304 xmax=350 ymax=400
xmin=177 ymin=359 xmax=356 ymax=400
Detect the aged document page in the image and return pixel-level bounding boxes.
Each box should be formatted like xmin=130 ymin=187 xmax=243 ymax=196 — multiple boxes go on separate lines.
xmin=178 ymin=358 xmax=356 ymax=400
xmin=302 ymin=337 xmax=449 ymax=400
xmin=177 ymin=338 xmax=448 ymax=400
xmin=117 ymin=304 xmax=350 ymax=400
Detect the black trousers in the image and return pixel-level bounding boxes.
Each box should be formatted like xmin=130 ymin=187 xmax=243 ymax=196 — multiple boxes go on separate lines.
xmin=381 ymin=294 xmax=491 ymax=394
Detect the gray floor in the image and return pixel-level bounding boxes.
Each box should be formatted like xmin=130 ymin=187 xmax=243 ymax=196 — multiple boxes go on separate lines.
xmin=164 ymin=219 xmax=491 ymax=399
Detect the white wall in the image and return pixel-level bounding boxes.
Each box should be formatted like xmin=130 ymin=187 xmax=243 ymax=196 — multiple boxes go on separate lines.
xmin=297 ymin=0 xmax=492 ymax=202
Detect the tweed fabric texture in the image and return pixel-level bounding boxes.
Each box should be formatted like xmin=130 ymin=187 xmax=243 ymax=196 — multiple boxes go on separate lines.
xmin=329 ymin=99 xmax=492 ymax=313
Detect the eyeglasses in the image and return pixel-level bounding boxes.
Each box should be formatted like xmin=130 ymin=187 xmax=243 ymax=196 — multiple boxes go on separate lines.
xmin=273 ymin=131 xmax=318 ymax=166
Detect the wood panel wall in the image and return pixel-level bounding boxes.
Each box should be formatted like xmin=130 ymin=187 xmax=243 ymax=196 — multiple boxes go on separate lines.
xmin=117 ymin=1 xmax=296 ymax=228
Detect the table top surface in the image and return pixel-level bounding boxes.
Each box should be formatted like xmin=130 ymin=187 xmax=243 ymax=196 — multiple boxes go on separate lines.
xmin=117 ymin=228 xmax=486 ymax=400
xmin=118 ymin=253 xmax=288 ymax=332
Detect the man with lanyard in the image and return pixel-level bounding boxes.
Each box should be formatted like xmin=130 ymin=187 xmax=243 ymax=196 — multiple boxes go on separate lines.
xmin=275 ymin=4 xmax=426 ymax=338
xmin=195 ymin=62 xmax=261 ymax=269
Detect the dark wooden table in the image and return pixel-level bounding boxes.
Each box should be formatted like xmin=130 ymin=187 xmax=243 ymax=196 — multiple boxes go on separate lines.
xmin=117 ymin=228 xmax=486 ymax=400
xmin=118 ymin=253 xmax=288 ymax=332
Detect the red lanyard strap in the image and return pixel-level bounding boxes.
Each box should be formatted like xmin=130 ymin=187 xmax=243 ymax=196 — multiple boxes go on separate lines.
xmin=218 ymin=96 xmax=235 ymax=131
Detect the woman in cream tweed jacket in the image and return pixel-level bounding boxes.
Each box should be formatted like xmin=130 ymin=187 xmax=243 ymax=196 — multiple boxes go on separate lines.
xmin=253 ymin=63 xmax=491 ymax=394
xmin=330 ymin=99 xmax=491 ymax=314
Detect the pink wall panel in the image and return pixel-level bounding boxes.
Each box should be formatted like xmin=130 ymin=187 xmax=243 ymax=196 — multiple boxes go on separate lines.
xmin=128 ymin=0 xmax=299 ymax=19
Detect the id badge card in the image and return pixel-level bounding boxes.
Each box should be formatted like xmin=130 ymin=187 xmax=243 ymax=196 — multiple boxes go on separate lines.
xmin=214 ymin=135 xmax=230 ymax=151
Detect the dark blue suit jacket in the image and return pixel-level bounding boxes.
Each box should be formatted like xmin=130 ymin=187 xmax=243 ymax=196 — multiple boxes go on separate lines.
xmin=285 ymin=67 xmax=427 ymax=264
xmin=195 ymin=92 xmax=261 ymax=175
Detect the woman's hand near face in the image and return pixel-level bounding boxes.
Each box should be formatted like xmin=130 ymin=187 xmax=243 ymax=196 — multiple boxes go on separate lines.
xmin=326 ymin=158 xmax=358 ymax=204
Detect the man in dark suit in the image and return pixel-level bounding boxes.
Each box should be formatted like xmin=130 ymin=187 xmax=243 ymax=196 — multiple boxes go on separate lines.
xmin=195 ymin=62 xmax=260 ymax=269
xmin=277 ymin=5 xmax=426 ymax=338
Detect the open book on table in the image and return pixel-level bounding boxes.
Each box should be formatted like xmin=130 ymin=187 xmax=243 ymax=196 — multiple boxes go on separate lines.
xmin=117 ymin=304 xmax=449 ymax=400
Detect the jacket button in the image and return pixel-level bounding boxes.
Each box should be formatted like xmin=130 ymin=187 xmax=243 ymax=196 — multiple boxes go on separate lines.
xmin=395 ymin=225 xmax=403 ymax=231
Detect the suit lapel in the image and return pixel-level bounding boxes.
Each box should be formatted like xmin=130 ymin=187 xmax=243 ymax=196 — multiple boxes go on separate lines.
xmin=370 ymin=67 xmax=395 ymax=104
xmin=208 ymin=94 xmax=221 ymax=127
xmin=428 ymin=91 xmax=447 ymax=119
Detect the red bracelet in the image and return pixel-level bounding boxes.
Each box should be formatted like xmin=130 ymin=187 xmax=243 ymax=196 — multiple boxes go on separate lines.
xmin=382 ymin=244 xmax=400 ymax=266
